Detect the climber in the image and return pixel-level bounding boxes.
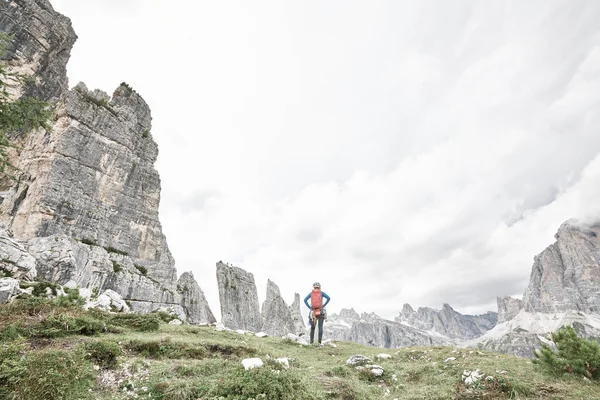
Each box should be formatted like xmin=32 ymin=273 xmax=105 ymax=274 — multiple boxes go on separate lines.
xmin=304 ymin=282 xmax=330 ymax=347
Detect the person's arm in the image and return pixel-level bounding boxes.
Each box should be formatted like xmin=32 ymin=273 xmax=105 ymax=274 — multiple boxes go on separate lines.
xmin=321 ymin=291 xmax=331 ymax=307
xmin=304 ymin=293 xmax=311 ymax=309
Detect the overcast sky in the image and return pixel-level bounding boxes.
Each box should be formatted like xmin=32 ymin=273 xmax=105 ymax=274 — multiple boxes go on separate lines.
xmin=50 ymin=0 xmax=600 ymax=320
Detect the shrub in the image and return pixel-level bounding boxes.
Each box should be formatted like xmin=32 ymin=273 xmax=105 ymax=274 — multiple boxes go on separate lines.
xmin=533 ymin=325 xmax=600 ymax=380
xmin=109 ymin=313 xmax=161 ymax=332
xmin=19 ymin=281 xmax=60 ymax=297
xmin=83 ymin=341 xmax=122 ymax=369
xmin=54 ymin=288 xmax=86 ymax=307
xmin=134 ymin=264 xmax=148 ymax=276
xmin=36 ymin=314 xmax=105 ymax=338
xmin=105 ymin=246 xmax=128 ymax=256
xmin=8 ymin=348 xmax=95 ymax=400
xmin=112 ymin=261 xmax=123 ymax=273
xmin=208 ymin=367 xmax=316 ymax=400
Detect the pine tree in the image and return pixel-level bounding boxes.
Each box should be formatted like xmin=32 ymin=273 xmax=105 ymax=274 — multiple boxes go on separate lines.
xmin=533 ymin=325 xmax=600 ymax=380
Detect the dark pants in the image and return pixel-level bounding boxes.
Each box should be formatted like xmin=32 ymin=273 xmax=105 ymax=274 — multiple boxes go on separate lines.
xmin=310 ymin=315 xmax=324 ymax=344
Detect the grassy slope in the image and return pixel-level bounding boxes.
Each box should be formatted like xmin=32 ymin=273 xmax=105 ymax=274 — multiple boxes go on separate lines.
xmin=2 ymin=299 xmax=600 ymax=400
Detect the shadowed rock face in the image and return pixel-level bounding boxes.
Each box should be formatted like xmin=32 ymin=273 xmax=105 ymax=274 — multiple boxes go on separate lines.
xmin=522 ymin=221 xmax=600 ymax=313
xmin=216 ymin=262 xmax=263 ymax=331
xmin=177 ymin=272 xmax=216 ymax=325
xmin=260 ymin=279 xmax=296 ymax=336
xmin=396 ymin=303 xmax=497 ymax=340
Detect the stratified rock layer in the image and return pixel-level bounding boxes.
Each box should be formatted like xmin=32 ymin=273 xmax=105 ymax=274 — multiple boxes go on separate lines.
xmin=216 ymin=262 xmax=263 ymax=331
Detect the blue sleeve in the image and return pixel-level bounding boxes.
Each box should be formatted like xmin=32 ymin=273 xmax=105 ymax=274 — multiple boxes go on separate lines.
xmin=321 ymin=291 xmax=331 ymax=307
xmin=303 ymin=293 xmax=311 ymax=309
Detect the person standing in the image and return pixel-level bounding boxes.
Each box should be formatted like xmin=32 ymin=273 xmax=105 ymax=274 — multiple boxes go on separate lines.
xmin=304 ymin=282 xmax=331 ymax=347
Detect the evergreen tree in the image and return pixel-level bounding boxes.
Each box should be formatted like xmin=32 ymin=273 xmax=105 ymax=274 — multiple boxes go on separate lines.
xmin=533 ymin=325 xmax=600 ymax=380
xmin=0 ymin=33 xmax=52 ymax=177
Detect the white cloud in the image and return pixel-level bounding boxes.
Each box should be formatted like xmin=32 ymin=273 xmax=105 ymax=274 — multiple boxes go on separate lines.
xmin=50 ymin=0 xmax=600 ymax=320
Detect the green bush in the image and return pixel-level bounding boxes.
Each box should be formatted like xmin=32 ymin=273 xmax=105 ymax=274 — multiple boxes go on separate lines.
xmin=36 ymin=314 xmax=105 ymax=338
xmin=134 ymin=264 xmax=148 ymax=276
xmin=109 ymin=313 xmax=161 ymax=332
xmin=533 ymin=325 xmax=600 ymax=380
xmin=83 ymin=341 xmax=122 ymax=369
xmin=9 ymin=348 xmax=95 ymax=400
xmin=126 ymin=338 xmax=207 ymax=359
xmin=19 ymin=281 xmax=60 ymax=297
xmin=54 ymin=288 xmax=86 ymax=307
xmin=208 ymin=367 xmax=316 ymax=400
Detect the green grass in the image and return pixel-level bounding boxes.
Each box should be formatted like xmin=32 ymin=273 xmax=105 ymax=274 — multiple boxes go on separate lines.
xmin=1 ymin=299 xmax=600 ymax=399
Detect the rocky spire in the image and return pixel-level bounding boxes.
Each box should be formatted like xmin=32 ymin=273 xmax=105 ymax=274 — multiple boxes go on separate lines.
xmin=177 ymin=272 xmax=216 ymax=324
xmin=289 ymin=293 xmax=305 ymax=334
xmin=216 ymin=262 xmax=263 ymax=331
xmin=260 ymin=279 xmax=296 ymax=336
xmin=496 ymin=296 xmax=523 ymax=323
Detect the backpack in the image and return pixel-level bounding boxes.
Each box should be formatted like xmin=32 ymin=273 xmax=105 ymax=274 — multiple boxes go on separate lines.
xmin=311 ymin=289 xmax=322 ymax=316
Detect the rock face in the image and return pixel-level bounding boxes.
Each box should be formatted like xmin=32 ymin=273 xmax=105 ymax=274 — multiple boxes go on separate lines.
xmin=497 ymin=296 xmax=523 ymax=323
xmin=2 ymin=82 xmax=176 ymax=283
xmin=0 ymin=0 xmax=214 ymax=323
xmin=289 ymin=293 xmax=305 ymax=334
xmin=260 ymin=279 xmax=296 ymax=336
xmin=474 ymin=220 xmax=600 ymax=356
xmin=396 ymin=303 xmax=497 ymax=340
xmin=521 ymin=221 xmax=600 ymax=313
xmin=177 ymin=272 xmax=216 ymax=324
xmin=216 ymin=262 xmax=263 ymax=331
xmin=327 ymin=308 xmax=448 ymax=348
xmin=0 ymin=0 xmax=76 ymax=102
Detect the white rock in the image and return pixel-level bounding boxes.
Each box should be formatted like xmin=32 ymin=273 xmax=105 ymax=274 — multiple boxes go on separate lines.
xmin=169 ymin=319 xmax=183 ymax=325
xmin=0 ymin=278 xmax=19 ymax=303
xmin=346 ymin=355 xmax=372 ymax=366
xmin=275 ymin=357 xmax=290 ymax=369
xmin=444 ymin=357 xmax=456 ymax=362
xmin=235 ymin=329 xmax=246 ymax=335
xmin=377 ymin=353 xmax=392 ymax=359
xmin=255 ymin=332 xmax=268 ymax=338
xmin=242 ymin=358 xmax=263 ymax=370
xmin=462 ymin=369 xmax=483 ymax=386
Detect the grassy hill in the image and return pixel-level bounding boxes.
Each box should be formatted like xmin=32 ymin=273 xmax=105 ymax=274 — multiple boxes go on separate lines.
xmin=1 ymin=295 xmax=600 ymax=400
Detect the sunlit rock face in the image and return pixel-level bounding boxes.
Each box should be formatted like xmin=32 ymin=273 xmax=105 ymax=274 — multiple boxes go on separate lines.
xmin=177 ymin=272 xmax=216 ymax=325
xmin=216 ymin=262 xmax=263 ymax=331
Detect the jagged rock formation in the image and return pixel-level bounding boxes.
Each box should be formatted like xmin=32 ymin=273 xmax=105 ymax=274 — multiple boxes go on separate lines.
xmin=289 ymin=293 xmax=305 ymax=334
xmin=497 ymin=296 xmax=523 ymax=323
xmin=395 ymin=303 xmax=497 ymax=340
xmin=522 ymin=221 xmax=600 ymax=313
xmin=327 ymin=308 xmax=448 ymax=348
xmin=0 ymin=0 xmax=76 ymax=102
xmin=0 ymin=0 xmax=215 ymax=323
xmin=474 ymin=220 xmax=600 ymax=356
xmin=177 ymin=272 xmax=216 ymax=325
xmin=260 ymin=279 xmax=296 ymax=336
xmin=216 ymin=262 xmax=263 ymax=331
xmin=0 ymin=225 xmax=37 ymax=280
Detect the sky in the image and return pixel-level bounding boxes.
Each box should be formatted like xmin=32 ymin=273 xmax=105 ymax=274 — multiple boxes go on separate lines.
xmin=50 ymin=0 xmax=600 ymax=320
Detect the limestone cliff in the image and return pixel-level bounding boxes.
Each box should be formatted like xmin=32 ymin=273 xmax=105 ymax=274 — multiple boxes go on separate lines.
xmin=0 ymin=0 xmax=215 ymax=323
xmin=289 ymin=292 xmax=305 ymax=334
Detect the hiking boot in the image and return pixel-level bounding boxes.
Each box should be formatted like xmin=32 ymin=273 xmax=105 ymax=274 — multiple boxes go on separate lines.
xmin=318 ymin=343 xmax=324 ymax=348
